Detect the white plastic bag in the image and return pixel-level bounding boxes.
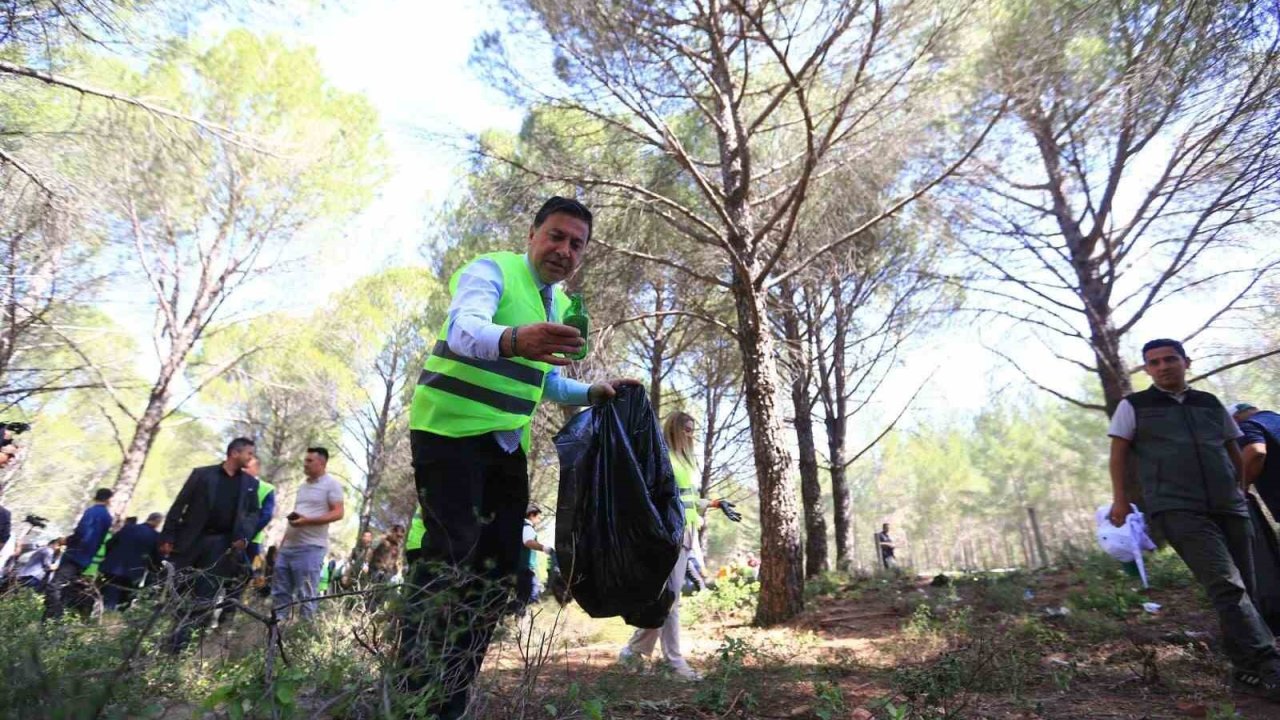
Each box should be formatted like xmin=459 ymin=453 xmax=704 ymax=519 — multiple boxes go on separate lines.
xmin=1095 ymin=503 xmax=1157 ymax=588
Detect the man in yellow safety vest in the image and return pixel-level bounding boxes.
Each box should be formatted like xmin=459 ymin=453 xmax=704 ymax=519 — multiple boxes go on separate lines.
xmin=399 ymin=196 xmax=636 ymax=719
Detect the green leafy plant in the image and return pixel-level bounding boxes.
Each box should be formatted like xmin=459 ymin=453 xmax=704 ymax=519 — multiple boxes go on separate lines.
xmin=1067 ymin=580 xmax=1143 ymax=619
xmin=813 ymin=680 xmax=846 ymax=720
xmin=683 ymin=574 xmax=760 ymax=623
xmin=695 ymin=637 xmax=757 ymax=713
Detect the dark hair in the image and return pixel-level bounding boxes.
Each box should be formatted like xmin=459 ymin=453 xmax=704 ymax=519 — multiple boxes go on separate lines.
xmin=306 ymin=446 xmax=329 ymax=461
xmin=391 ymin=524 xmax=405 ymax=533
xmin=93 ymin=488 xmax=114 ymax=502
xmin=227 ymin=437 xmax=256 ymax=455
xmin=1141 ymin=338 xmax=1187 ymax=362
xmin=533 ymin=196 xmax=593 ymax=241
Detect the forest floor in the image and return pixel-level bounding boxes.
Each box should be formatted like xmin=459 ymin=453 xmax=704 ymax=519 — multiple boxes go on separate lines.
xmin=1 ymin=548 xmax=1273 ymax=719
xmin=479 ymin=550 xmax=1271 ymax=720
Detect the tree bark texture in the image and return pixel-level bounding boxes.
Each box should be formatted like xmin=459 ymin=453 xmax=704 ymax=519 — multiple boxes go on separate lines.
xmin=781 ymin=283 xmax=827 ymax=578
xmin=733 ymin=278 xmax=805 ymax=624
xmin=110 ymin=383 xmax=172 ymax=518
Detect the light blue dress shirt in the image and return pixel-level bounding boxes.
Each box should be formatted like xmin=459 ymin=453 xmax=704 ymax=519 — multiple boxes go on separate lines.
xmin=446 ymin=254 xmax=590 ymax=453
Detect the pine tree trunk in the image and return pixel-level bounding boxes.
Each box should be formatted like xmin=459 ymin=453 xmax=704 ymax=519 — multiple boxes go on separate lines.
xmin=110 ymin=385 xmax=171 ymax=517
xmin=826 ymin=279 xmax=853 ymax=570
xmin=733 ymin=280 xmax=804 ymax=625
xmin=781 ymin=282 xmax=827 ymax=578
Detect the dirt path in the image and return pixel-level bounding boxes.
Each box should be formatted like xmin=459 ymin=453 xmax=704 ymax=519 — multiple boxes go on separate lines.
xmin=484 ymin=568 xmax=1276 ymax=719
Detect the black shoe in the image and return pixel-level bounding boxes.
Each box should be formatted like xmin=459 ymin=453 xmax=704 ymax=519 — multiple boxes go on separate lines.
xmin=1231 ymin=665 xmax=1280 ymax=702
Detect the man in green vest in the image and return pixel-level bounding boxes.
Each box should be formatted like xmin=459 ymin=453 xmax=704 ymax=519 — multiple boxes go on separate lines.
xmin=83 ymin=529 xmax=113 ymax=578
xmin=317 ymin=554 xmax=334 ymax=595
xmin=1108 ymin=338 xmax=1280 ymax=701
xmin=400 ymin=196 xmax=636 ymax=719
xmin=247 ymin=456 xmax=275 ymax=559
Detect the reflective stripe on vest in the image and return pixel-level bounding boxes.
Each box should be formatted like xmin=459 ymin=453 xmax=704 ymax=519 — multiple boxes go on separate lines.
xmin=672 ymin=456 xmax=700 ymax=528
xmin=409 ymin=251 xmax=570 ymax=443
xmin=84 ymin=531 xmax=112 ymax=577
xmin=407 ymin=509 xmax=426 ymax=552
xmin=253 ymin=480 xmax=274 ymax=544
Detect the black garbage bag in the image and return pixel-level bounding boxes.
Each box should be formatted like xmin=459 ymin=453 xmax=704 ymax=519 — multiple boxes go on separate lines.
xmin=553 ymin=385 xmax=683 ymax=626
xmin=1246 ymin=492 xmax=1280 ymax=634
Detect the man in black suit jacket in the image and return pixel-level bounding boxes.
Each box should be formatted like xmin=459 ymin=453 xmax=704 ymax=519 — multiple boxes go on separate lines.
xmin=160 ymin=437 xmax=261 ymax=652
xmin=101 ymin=512 xmax=164 ymax=610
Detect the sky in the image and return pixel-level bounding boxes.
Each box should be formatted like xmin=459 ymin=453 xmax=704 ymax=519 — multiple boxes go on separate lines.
xmin=248 ymin=0 xmax=525 ymax=302
xmin=164 ymin=0 xmax=1257 ymax=438
xmin=191 ymin=0 xmax=1010 ymax=426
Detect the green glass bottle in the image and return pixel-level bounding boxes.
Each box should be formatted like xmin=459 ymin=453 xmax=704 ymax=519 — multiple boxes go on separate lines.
xmin=563 ymin=292 xmax=590 ymax=361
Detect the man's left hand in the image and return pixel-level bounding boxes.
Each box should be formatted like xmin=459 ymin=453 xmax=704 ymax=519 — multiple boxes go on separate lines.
xmin=587 ymin=378 xmax=643 ymax=405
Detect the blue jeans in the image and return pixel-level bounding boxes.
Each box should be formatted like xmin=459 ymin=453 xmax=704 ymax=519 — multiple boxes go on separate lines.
xmin=272 ymin=545 xmax=327 ymax=620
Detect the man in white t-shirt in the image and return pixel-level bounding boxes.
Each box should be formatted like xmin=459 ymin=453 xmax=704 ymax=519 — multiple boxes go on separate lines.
xmin=272 ymin=447 xmax=344 ymax=620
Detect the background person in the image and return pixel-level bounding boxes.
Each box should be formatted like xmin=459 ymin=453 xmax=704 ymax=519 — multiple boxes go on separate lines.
xmin=619 ymin=411 xmax=738 ymax=681
xmin=519 ymin=505 xmax=550 ymax=607
xmin=159 ymin=438 xmax=262 ymax=652
xmin=18 ymin=538 xmax=59 ymax=591
xmin=876 ymin=523 xmax=898 ymax=570
xmin=245 ymin=456 xmax=275 ymax=560
xmin=271 ymin=446 xmax=344 ymax=621
xmin=368 ymin=524 xmax=405 ymax=586
xmin=100 ymin=512 xmax=163 ymax=611
xmin=218 ymin=456 xmax=273 ymax=628
xmin=343 ymin=529 xmax=375 ymax=590
xmin=43 ymin=487 xmax=113 ymax=620
xmin=1231 ymin=402 xmax=1280 ymax=519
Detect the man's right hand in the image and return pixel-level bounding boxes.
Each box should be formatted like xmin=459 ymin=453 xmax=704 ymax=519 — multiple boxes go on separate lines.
xmin=509 ymin=323 xmax=584 ymax=365
xmin=1108 ymin=501 xmax=1128 ymax=527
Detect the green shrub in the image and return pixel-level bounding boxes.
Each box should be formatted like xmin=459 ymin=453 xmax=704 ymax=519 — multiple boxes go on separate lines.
xmin=806 ymin=571 xmax=854 ymax=600
xmin=1144 ymin=548 xmax=1195 ymax=590
xmin=968 ymin=574 xmax=1031 ymax=614
xmin=1067 ymin=580 xmax=1143 ymax=619
xmin=695 ymin=637 xmax=758 ymax=714
xmin=684 ymin=574 xmax=759 ymax=623
xmin=813 ymin=680 xmax=847 ymax=720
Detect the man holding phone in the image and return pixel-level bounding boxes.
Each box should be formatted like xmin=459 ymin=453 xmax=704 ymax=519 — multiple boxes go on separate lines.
xmin=271 ymin=447 xmax=344 ymax=621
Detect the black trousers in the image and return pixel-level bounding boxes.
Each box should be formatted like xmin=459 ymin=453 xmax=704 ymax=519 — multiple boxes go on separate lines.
xmin=101 ymin=572 xmax=139 ymax=611
xmin=400 ymin=430 xmax=528 ymax=719
xmin=1154 ymin=511 xmax=1280 ymax=670
xmin=165 ymin=534 xmax=243 ymax=652
xmin=42 ymin=557 xmax=84 ymax=620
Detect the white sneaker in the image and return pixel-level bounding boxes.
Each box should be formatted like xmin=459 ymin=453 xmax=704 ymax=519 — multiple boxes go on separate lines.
xmin=667 ymin=659 xmax=702 ymax=682
xmin=617 ymin=647 xmax=644 ymax=672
